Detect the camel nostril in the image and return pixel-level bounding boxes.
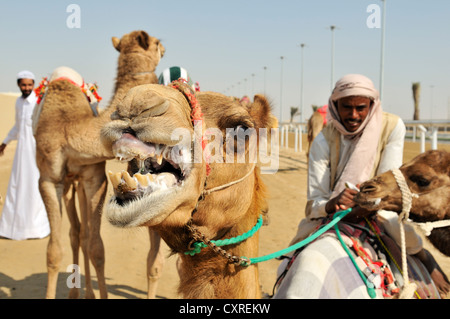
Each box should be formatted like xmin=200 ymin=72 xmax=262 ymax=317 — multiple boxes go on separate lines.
xmin=359 ymin=183 xmax=377 ymax=194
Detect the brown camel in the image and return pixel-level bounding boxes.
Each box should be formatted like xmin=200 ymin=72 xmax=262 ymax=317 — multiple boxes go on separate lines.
xmin=306 ymin=105 xmax=327 ymax=158
xmin=34 ymin=30 xmax=165 ymax=299
xmin=100 ymin=82 xmax=277 ymax=298
xmin=355 ymin=150 xmax=450 ymax=257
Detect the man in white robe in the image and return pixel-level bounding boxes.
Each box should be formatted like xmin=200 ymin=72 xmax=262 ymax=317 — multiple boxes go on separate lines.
xmin=0 ymin=70 xmax=50 ymax=240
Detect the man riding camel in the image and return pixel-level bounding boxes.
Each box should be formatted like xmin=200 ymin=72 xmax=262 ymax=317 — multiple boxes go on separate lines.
xmin=276 ymin=74 xmax=449 ymax=298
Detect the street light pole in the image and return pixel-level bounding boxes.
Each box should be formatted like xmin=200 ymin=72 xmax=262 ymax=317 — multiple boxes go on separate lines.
xmin=251 ymin=73 xmax=255 ymax=97
xmin=299 ymin=43 xmax=306 ymax=123
xmin=379 ymin=0 xmax=387 ymax=102
xmin=263 ymin=66 xmax=267 ymax=95
xmin=430 ymin=85 xmax=435 ymax=120
xmin=280 ymin=56 xmax=284 ymax=123
xmin=330 ymin=25 xmax=336 ymax=91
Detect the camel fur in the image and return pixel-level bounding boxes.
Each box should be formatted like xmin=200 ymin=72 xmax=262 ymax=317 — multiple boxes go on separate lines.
xmin=34 ymin=30 xmax=165 ymax=299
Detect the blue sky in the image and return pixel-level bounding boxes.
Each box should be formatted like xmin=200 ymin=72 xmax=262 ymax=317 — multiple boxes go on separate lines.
xmin=1 ymin=0 xmax=449 ymax=122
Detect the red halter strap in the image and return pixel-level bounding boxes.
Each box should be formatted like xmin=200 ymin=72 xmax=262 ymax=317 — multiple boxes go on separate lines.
xmin=168 ymin=79 xmax=211 ymax=176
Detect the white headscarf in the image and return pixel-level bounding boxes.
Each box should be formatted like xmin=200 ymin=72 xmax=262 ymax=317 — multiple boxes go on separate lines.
xmin=17 ymin=70 xmax=35 ymax=81
xmin=326 ymin=74 xmax=383 ymax=196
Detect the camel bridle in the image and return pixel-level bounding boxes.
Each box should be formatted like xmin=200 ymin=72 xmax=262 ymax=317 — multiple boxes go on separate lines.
xmin=391 ymin=168 xmax=450 ymax=235
xmin=167 ymin=79 xmax=260 ymax=265
xmin=391 ymin=168 xmax=450 ymax=298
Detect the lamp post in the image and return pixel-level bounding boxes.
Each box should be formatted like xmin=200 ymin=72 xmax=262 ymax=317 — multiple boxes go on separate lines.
xmin=251 ymin=73 xmax=255 ymax=97
xmin=430 ymin=85 xmax=435 ymax=120
xmin=330 ymin=25 xmax=336 ymax=91
xmin=280 ymin=56 xmax=284 ymax=123
xmin=298 ymin=43 xmax=306 ymax=123
xmin=263 ymin=66 xmax=267 ymax=94
xmin=379 ymin=0 xmax=387 ymax=102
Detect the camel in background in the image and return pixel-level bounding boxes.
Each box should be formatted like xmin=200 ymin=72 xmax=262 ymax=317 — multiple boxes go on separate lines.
xmin=101 ymin=82 xmax=277 ymax=298
xmin=34 ymin=30 xmax=165 ymax=299
xmin=306 ymin=105 xmax=327 ymax=158
xmin=356 ymin=150 xmax=450 ymax=257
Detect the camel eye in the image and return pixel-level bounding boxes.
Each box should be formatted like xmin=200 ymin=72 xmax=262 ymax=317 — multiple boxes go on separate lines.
xmin=410 ymin=175 xmax=430 ymax=187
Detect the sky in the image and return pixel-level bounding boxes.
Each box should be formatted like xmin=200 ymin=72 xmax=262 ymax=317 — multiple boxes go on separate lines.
xmin=1 ymin=0 xmax=449 ymax=123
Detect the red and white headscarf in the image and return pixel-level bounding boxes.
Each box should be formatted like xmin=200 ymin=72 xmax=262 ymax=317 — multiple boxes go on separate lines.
xmin=326 ymin=74 xmax=383 ymax=196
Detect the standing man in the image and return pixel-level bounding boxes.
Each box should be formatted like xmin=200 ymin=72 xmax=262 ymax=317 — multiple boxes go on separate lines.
xmin=0 ymin=70 xmax=50 ymax=240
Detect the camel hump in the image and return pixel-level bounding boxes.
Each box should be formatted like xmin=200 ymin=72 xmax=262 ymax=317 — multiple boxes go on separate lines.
xmin=46 ymin=66 xmax=102 ymax=116
xmin=50 ymin=66 xmax=84 ymax=87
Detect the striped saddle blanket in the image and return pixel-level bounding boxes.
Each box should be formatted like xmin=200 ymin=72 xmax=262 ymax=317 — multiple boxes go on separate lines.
xmin=273 ymin=218 xmax=440 ymax=299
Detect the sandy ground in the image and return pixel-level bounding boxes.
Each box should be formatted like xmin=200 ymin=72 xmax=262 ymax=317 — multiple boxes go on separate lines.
xmin=0 ymin=93 xmax=449 ymax=299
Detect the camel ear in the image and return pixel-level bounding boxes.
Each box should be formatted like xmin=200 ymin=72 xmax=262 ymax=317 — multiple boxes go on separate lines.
xmin=250 ymin=95 xmax=278 ymax=130
xmin=112 ymin=37 xmax=121 ymax=52
xmin=137 ymin=31 xmax=150 ymax=50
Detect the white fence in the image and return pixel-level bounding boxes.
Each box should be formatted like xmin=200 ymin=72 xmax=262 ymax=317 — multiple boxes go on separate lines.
xmin=280 ymin=120 xmax=450 ymax=154
xmin=280 ymin=123 xmax=305 ymax=152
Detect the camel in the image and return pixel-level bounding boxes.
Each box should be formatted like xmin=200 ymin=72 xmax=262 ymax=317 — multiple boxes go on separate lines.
xmin=34 ymin=30 xmax=165 ymax=299
xmin=355 ymin=150 xmax=450 ymax=257
xmin=306 ymin=105 xmax=327 ymax=158
xmin=100 ymin=81 xmax=277 ymax=298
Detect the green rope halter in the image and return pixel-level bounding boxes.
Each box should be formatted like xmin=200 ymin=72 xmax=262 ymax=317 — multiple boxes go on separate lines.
xmin=241 ymin=208 xmax=353 ymax=266
xmin=184 ymin=215 xmax=264 ymax=256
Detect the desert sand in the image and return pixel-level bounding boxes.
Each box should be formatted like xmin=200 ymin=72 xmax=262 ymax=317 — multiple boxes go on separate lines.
xmin=0 ymin=93 xmax=449 ymax=299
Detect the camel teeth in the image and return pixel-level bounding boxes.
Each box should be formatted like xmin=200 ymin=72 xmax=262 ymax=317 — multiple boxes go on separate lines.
xmin=156 ymin=153 xmax=163 ymax=165
xmin=108 ymin=171 xmax=122 ymax=189
xmin=122 ymin=171 xmax=137 ymax=189
xmin=135 ymin=173 xmax=149 ymax=187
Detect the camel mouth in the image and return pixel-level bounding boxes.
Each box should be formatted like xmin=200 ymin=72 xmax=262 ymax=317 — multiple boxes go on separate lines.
xmin=354 ymin=194 xmax=382 ymax=210
xmin=108 ymin=133 xmax=192 ymax=206
xmin=104 ymin=132 xmax=199 ymax=228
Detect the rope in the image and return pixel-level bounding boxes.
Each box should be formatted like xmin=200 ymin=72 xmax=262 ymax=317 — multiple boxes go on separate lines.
xmin=185 ymin=214 xmax=264 ymax=257
xmin=416 ymin=220 xmax=450 ymax=236
xmin=391 ymin=168 xmax=418 ymax=299
xmin=334 ymin=222 xmax=377 ymax=298
xmin=241 ymin=208 xmax=353 ymax=266
xmin=202 ymin=164 xmax=256 ymax=196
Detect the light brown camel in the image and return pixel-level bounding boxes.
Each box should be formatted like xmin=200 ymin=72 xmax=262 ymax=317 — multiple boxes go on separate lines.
xmin=100 ymin=82 xmax=277 ymax=298
xmin=355 ymin=150 xmax=450 ymax=257
xmin=34 ymin=30 xmax=165 ymax=299
xmin=306 ymin=105 xmax=327 ymax=158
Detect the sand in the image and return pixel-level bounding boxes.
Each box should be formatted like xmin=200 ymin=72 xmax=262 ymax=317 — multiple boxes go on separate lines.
xmin=0 ymin=93 xmax=448 ymax=299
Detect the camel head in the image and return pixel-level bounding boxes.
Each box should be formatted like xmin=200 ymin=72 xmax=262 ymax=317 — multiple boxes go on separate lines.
xmin=112 ymin=30 xmax=165 ymax=80
xmin=355 ymin=150 xmax=450 ymax=257
xmin=355 ymin=150 xmax=450 ymax=222
xmin=101 ymin=82 xmax=277 ymax=243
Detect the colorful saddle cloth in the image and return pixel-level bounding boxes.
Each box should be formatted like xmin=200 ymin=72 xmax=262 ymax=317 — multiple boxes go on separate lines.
xmin=274 ymin=217 xmax=440 ymax=299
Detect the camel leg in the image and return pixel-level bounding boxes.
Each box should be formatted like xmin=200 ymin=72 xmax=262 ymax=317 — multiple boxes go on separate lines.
xmin=147 ymin=228 xmax=165 ymax=299
xmin=76 ymin=181 xmax=96 ymax=299
xmin=39 ymin=178 xmax=64 ymax=299
xmin=81 ymin=164 xmax=108 ymax=299
xmin=63 ymin=182 xmax=81 ymax=299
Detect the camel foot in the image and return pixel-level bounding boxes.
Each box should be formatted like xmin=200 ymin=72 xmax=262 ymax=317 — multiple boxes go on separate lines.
xmin=68 ymin=287 xmax=80 ymax=299
xmin=84 ymin=289 xmax=96 ymax=299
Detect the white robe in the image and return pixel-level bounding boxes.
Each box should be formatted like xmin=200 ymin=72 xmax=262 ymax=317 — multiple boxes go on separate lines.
xmin=0 ymin=91 xmax=50 ymax=240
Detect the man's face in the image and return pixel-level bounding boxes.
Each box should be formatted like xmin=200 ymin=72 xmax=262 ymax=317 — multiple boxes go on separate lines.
xmin=18 ymin=78 xmax=34 ymax=98
xmin=336 ymin=96 xmax=372 ymax=132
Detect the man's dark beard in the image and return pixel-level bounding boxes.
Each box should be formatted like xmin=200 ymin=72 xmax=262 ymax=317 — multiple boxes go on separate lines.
xmin=21 ymin=90 xmax=32 ymax=98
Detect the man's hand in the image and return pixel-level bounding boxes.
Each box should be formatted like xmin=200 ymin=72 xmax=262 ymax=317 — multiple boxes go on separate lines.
xmin=0 ymin=143 xmax=6 ymax=156
xmin=325 ymin=188 xmax=359 ymax=214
